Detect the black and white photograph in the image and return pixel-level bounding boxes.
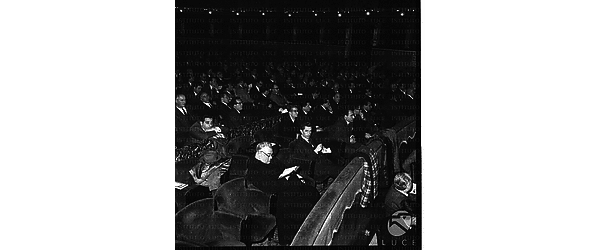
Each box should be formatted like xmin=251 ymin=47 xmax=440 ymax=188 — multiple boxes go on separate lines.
xmin=174 ymin=0 xmax=421 ymax=247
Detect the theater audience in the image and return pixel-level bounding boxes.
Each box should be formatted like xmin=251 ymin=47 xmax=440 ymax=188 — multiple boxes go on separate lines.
xmin=175 ymin=49 xmax=421 ymax=245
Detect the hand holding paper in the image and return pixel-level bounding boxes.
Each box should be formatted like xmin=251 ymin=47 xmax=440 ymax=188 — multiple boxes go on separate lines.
xmin=314 ymin=144 xmax=323 ymax=154
xmin=279 ymin=166 xmax=300 ymax=179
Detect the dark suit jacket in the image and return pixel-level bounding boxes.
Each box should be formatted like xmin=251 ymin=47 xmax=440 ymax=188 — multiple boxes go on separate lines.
xmin=190 ymin=121 xmax=229 ymax=143
xmin=297 ymin=110 xmax=313 ymax=125
xmin=248 ymin=85 xmax=263 ymax=101
xmin=201 ymin=85 xmax=220 ymax=101
xmin=330 ymin=101 xmax=345 ymax=118
xmin=176 ymin=107 xmax=192 ymax=129
xmin=353 ymin=110 xmax=377 ymax=143
xmin=195 ymin=102 xmax=219 ymax=118
xmin=384 ymin=188 xmax=418 ymax=216
xmin=327 ymin=117 xmax=354 ymax=144
xmin=312 ymin=105 xmax=335 ymax=127
xmin=288 ymin=137 xmax=318 ymax=161
xmin=215 ymin=102 xmax=232 ymax=123
xmin=176 ymin=107 xmax=192 ymax=147
xmin=277 ymin=114 xmax=300 ymax=139
xmin=245 ymin=157 xmax=286 ymax=195
xmin=227 ymin=109 xmax=245 ymax=128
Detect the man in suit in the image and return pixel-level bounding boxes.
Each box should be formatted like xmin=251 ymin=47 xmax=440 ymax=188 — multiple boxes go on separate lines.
xmin=248 ymin=80 xmax=264 ymax=102
xmin=327 ymin=108 xmax=356 ymax=145
xmin=288 ymin=123 xmax=345 ymax=181
xmin=185 ymin=84 xmax=204 ymax=114
xmin=277 ymin=105 xmax=300 ymax=139
xmin=330 ymin=92 xmax=345 ymax=117
xmin=234 ymin=79 xmax=254 ymax=104
xmin=253 ymin=87 xmax=280 ymax=119
xmin=384 ymin=172 xmax=418 ymax=216
xmin=195 ymin=92 xmax=218 ymax=118
xmin=353 ymin=100 xmax=378 ymax=144
xmin=245 ymin=142 xmax=320 ymax=246
xmin=215 ymin=92 xmax=232 ymax=124
xmin=176 ymin=93 xmax=192 ymax=147
xmin=312 ymin=98 xmax=335 ymax=128
xmin=189 ymin=115 xmax=228 ymax=145
xmin=269 ymin=84 xmax=290 ymax=108
xmin=202 ymin=77 xmax=221 ymax=101
xmin=297 ymin=100 xmax=313 ymax=125
xmin=227 ymin=97 xmax=246 ymax=128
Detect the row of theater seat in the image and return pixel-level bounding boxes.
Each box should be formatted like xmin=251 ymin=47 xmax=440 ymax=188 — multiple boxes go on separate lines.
xmin=175 ymin=177 xmax=277 ymax=246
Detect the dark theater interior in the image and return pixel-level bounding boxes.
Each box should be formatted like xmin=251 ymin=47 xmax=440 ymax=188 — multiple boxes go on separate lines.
xmin=175 ymin=0 xmax=420 ymax=247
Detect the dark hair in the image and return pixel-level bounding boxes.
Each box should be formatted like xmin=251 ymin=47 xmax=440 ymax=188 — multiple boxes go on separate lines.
xmin=302 ymin=100 xmax=311 ymax=108
xmin=287 ymin=104 xmax=298 ymax=111
xmin=299 ymin=122 xmax=312 ymax=131
xmin=220 ymin=92 xmax=231 ymax=100
xmin=201 ymin=114 xmax=214 ymax=121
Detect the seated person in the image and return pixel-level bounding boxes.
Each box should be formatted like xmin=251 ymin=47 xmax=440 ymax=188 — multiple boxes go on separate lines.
xmin=226 ymin=97 xmax=246 ymax=128
xmin=269 ymin=84 xmax=290 ymax=107
xmin=384 ymin=172 xmax=418 ymax=217
xmin=288 ymin=122 xmax=345 ymax=181
xmin=296 ymin=100 xmax=313 ymax=125
xmin=276 ymin=105 xmax=300 ymax=140
xmin=326 ymin=108 xmax=363 ymax=157
xmin=245 ymin=142 xmax=321 ymax=245
xmin=353 ymin=100 xmax=378 ymax=144
xmin=189 ymin=115 xmax=229 ymax=145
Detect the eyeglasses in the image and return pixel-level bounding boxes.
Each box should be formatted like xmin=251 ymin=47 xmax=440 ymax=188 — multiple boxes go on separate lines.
xmin=260 ymin=151 xmax=273 ymax=158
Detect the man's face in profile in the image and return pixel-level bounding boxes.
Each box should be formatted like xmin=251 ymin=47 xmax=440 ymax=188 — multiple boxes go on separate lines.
xmin=176 ymin=95 xmax=186 ymax=108
xmin=257 ymin=147 xmax=273 ymax=164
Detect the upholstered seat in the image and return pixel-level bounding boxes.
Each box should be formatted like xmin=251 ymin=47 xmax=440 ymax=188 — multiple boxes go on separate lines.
xmin=214 ymin=178 xmax=277 ymax=244
xmin=183 ymin=185 xmax=213 ymax=206
xmin=175 ymin=198 xmax=244 ymax=246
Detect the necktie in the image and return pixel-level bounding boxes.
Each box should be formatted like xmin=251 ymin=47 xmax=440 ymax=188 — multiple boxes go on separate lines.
xmin=182 ymin=108 xmax=187 ymax=115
